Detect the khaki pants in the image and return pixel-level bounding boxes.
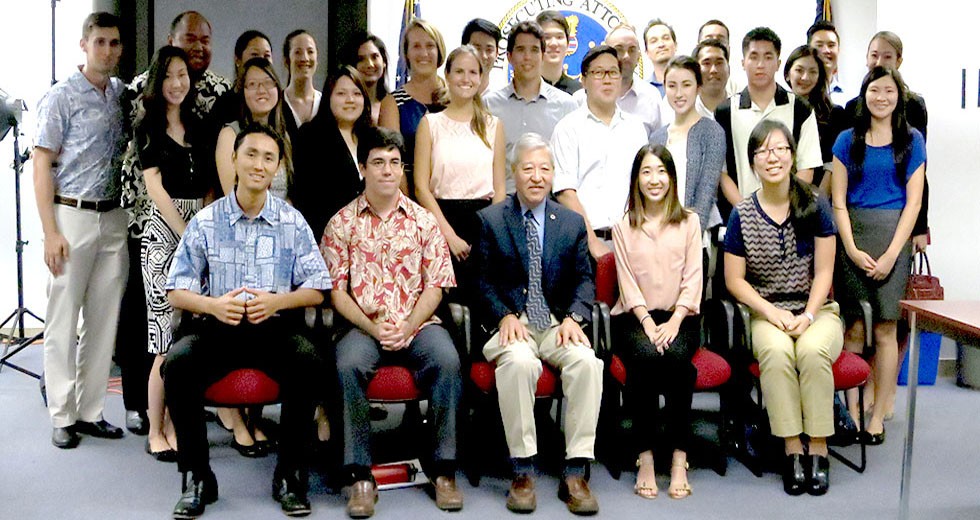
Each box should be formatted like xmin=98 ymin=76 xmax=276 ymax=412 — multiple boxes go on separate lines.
xmin=483 ymin=314 xmax=603 ymax=459
xmin=751 ymin=301 xmax=843 ymax=438
xmin=44 ymin=205 xmax=128 ymax=427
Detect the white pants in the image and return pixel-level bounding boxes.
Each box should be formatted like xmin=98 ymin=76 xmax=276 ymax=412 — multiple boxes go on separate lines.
xmin=483 ymin=314 xmax=603 ymax=459
xmin=44 ymin=205 xmax=128 ymax=427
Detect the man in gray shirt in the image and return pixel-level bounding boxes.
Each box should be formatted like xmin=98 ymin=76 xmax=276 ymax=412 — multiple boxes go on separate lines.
xmin=33 ymin=12 xmax=129 ymax=449
xmin=484 ymin=21 xmax=577 ymax=194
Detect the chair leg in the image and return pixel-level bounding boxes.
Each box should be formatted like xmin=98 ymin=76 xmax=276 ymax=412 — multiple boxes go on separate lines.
xmin=829 ymin=388 xmax=868 ymax=473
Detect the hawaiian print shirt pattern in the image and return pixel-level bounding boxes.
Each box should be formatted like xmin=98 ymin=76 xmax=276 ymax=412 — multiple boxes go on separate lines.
xmin=321 ymin=193 xmax=455 ymax=328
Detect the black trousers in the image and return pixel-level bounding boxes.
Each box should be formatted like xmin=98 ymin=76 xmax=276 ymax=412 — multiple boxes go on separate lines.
xmin=115 ymin=236 xmax=152 ymax=412
xmin=612 ymin=311 xmax=699 ymax=454
xmin=162 ymin=316 xmax=320 ymax=474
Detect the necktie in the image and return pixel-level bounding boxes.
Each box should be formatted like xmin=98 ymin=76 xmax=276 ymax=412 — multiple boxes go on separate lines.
xmin=524 ymin=210 xmax=551 ymax=330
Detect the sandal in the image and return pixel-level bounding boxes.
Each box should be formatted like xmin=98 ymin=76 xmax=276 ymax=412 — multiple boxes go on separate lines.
xmin=668 ymin=461 xmax=692 ymax=500
xmin=634 ymin=457 xmax=658 ymax=499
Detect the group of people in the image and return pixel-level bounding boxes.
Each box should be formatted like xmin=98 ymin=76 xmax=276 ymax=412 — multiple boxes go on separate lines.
xmin=33 ymin=7 xmax=927 ymax=519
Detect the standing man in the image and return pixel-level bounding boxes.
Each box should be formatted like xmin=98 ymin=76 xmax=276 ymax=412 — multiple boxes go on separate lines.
xmin=693 ymin=39 xmax=731 ymax=119
xmin=697 ymin=19 xmax=740 ymax=97
xmin=461 ymin=18 xmax=503 ymax=94
xmin=552 ymin=46 xmax=649 ymax=260
xmin=643 ymin=19 xmax=677 ymax=96
xmin=115 ymin=10 xmax=233 ymax=434
xmin=715 ymin=27 xmax=822 ymax=221
xmin=163 ymin=124 xmax=330 ymax=518
xmin=536 ymin=10 xmax=582 ymax=94
xmin=323 ymin=128 xmax=463 ymax=518
xmin=574 ymin=23 xmax=664 ymax=138
xmin=485 ymin=21 xmax=577 ymax=194
xmin=33 ymin=12 xmax=129 ymax=449
xmin=476 ymin=132 xmax=602 ymax=515
xmin=807 ymin=21 xmax=849 ymax=105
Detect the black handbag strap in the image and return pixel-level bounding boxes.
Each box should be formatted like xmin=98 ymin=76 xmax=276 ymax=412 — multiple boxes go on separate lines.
xmin=911 ymin=251 xmax=933 ymax=276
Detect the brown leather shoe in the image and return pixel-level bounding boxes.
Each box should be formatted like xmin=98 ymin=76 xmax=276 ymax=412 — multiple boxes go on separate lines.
xmin=558 ymin=476 xmax=599 ymax=515
xmin=345 ymin=480 xmax=378 ymax=519
xmin=506 ymin=474 xmax=536 ymax=513
xmin=433 ymin=475 xmax=463 ymax=511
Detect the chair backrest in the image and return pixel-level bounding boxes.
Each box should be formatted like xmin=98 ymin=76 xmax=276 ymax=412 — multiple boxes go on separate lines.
xmin=595 ymin=252 xmax=618 ymax=308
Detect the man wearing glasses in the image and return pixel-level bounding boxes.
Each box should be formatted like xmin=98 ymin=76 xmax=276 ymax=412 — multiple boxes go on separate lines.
xmin=714 ymin=27 xmax=822 ymax=221
xmin=552 ymin=45 xmax=649 ymax=260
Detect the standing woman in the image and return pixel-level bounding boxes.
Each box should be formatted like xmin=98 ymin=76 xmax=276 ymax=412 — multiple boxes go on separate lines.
xmin=283 ymin=29 xmax=321 ymax=126
xmin=610 ymin=145 xmax=702 ymax=500
xmin=292 ymin=66 xmax=372 ymax=240
xmin=379 ymin=18 xmax=448 ymax=195
xmin=346 ymin=32 xmax=390 ymax=125
xmin=414 ymin=45 xmax=506 ymax=300
xmin=215 ymin=57 xmax=293 ymax=200
xmin=831 ymin=66 xmax=925 ymax=444
xmin=136 ymin=46 xmax=210 ymax=461
xmin=651 ymin=56 xmax=725 ymax=290
xmin=725 ymin=120 xmax=842 ymax=496
xmin=784 ymin=45 xmax=846 ymax=192
xmin=233 ymin=30 xmax=273 ymax=78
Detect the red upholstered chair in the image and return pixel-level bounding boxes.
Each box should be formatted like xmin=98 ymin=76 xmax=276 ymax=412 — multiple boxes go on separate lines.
xmin=594 ymin=252 xmax=735 ymax=478
xmin=735 ymin=300 xmax=873 ymax=474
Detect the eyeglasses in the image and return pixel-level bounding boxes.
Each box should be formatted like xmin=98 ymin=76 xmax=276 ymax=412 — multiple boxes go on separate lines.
xmin=753 ymin=145 xmax=792 ymax=159
xmin=585 ymin=69 xmax=622 ymax=80
xmin=244 ymin=79 xmax=277 ymax=92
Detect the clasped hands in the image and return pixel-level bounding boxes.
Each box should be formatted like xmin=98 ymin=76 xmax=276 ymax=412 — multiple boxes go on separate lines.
xmin=642 ymin=317 xmax=681 ymax=354
xmin=498 ymin=314 xmax=590 ymax=348
xmin=763 ymin=306 xmax=811 ymax=338
xmin=373 ymin=320 xmax=418 ymax=351
xmin=847 ymin=247 xmax=897 ymax=282
xmin=210 ymin=287 xmax=283 ymax=326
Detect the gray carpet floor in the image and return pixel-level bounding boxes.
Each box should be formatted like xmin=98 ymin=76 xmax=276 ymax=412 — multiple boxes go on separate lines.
xmin=2 ymin=344 xmax=979 ymax=520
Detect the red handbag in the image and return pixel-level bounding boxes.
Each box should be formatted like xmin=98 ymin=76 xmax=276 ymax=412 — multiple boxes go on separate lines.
xmin=905 ymin=252 xmax=944 ymax=301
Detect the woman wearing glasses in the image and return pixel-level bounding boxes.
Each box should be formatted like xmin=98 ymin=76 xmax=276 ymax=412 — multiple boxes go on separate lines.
xmin=215 ymin=58 xmax=293 ymax=201
xmin=724 ymin=120 xmax=842 ymax=496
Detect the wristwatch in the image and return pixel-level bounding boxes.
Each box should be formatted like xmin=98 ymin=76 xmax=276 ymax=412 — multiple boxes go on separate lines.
xmin=803 ymin=311 xmax=815 ymax=324
xmin=567 ymin=312 xmax=585 ymax=324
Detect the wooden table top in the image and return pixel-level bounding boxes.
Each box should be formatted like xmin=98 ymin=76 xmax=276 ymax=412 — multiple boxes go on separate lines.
xmin=900 ymin=300 xmax=980 ymax=343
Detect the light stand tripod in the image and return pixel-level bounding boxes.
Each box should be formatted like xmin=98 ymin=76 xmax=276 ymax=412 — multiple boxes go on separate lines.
xmin=0 ymin=114 xmax=44 ymax=380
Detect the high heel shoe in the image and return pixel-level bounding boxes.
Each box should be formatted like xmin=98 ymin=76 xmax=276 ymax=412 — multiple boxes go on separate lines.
xmin=668 ymin=461 xmax=692 ymax=499
xmin=633 ymin=458 xmax=658 ymax=499
xmin=807 ymin=455 xmax=830 ymax=496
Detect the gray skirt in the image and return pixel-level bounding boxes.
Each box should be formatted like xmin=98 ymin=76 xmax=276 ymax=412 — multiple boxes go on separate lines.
xmin=838 ymin=208 xmax=911 ymax=321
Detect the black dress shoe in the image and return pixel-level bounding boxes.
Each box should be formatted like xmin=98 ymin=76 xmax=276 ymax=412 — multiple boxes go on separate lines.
xmin=74 ymin=419 xmax=124 ymax=439
xmin=273 ymin=468 xmax=311 ymax=517
xmin=126 ymin=410 xmax=149 ymax=435
xmin=858 ymin=428 xmax=886 ymax=446
xmin=146 ymin=439 xmax=178 ymax=463
xmin=173 ymin=469 xmax=218 ymax=519
xmin=807 ymin=455 xmax=830 ymax=496
xmin=782 ymin=454 xmax=807 ymax=496
xmin=52 ymin=426 xmax=80 ymax=449
xmin=231 ymin=439 xmax=267 ymax=458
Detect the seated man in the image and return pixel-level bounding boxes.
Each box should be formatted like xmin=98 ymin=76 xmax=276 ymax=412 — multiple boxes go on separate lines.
xmin=321 ymin=127 xmax=462 ymax=518
xmin=163 ymin=123 xmax=331 ymax=518
xmin=476 ymin=132 xmax=602 ymax=515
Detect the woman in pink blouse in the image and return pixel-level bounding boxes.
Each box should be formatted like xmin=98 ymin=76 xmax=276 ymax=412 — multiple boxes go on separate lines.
xmin=414 ymin=45 xmax=505 ymax=301
xmin=611 ymin=144 xmax=702 ymax=500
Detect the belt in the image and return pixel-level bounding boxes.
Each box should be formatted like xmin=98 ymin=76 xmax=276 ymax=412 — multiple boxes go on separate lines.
xmin=54 ymin=195 xmax=119 ymax=212
xmin=594 ymin=228 xmax=612 ymax=240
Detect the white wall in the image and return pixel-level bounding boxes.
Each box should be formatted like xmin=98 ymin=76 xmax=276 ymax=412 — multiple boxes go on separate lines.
xmin=1 ymin=1 xmax=977 ymax=327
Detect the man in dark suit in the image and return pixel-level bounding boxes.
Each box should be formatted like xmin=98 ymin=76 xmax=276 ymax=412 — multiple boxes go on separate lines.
xmin=475 ymin=132 xmax=603 ymax=515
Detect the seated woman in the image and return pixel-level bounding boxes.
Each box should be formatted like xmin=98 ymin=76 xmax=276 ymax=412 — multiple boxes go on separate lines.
xmin=784 ymin=45 xmax=847 ymax=193
xmin=215 ymin=57 xmax=294 ymax=201
xmin=282 ymin=29 xmax=321 ymax=127
xmin=610 ymin=144 xmax=702 ymax=500
xmin=414 ymin=45 xmax=505 ymax=302
xmin=724 ymin=119 xmax=842 ymax=496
